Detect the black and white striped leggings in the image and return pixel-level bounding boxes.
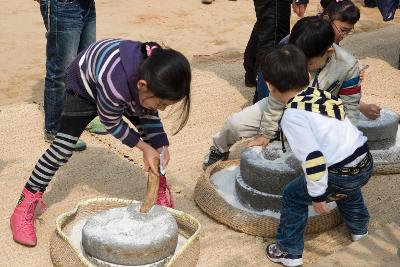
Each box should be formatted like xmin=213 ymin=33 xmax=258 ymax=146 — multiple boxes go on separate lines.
xmin=25 ymin=91 xmax=147 ymax=193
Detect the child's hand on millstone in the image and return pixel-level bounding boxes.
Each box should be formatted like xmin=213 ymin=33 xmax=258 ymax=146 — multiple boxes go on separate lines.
xmin=248 ymin=135 xmax=270 ymax=149
xmin=312 ymin=201 xmax=331 ymax=214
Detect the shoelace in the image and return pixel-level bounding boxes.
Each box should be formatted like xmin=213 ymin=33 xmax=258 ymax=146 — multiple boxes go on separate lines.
xmin=24 ymin=195 xmax=46 ymax=225
xmin=157 ymin=176 xmax=174 ymax=208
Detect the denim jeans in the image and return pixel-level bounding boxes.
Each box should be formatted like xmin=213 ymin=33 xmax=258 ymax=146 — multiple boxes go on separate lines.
xmin=276 ymin=156 xmax=373 ymax=255
xmin=243 ymin=0 xmax=291 ymax=79
xmin=256 ymin=71 xmax=269 ymax=100
xmin=39 ymin=0 xmax=96 ymax=135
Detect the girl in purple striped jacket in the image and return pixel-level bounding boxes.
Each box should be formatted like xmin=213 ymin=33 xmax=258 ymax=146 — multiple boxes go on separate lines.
xmin=10 ymin=39 xmax=191 ymax=247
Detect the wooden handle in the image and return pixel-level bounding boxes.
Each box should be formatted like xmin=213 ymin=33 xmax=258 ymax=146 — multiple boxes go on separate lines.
xmin=139 ymin=171 xmax=160 ymax=213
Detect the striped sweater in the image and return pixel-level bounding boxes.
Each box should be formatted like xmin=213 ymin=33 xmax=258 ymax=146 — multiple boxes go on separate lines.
xmin=67 ymin=38 xmax=169 ymax=149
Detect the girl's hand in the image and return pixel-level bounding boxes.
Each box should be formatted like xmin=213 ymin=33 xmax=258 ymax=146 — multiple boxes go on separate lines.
xmin=157 ymin=146 xmax=170 ymax=172
xmin=360 ymin=102 xmax=381 ymax=120
xmin=137 ymin=141 xmax=160 ymax=176
xmin=248 ymin=135 xmax=270 ymax=149
xmin=312 ymin=201 xmax=331 ymax=214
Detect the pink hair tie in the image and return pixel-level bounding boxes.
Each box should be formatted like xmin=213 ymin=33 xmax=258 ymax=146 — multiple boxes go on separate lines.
xmin=336 ymin=0 xmax=343 ymax=2
xmin=146 ymin=44 xmax=158 ymax=57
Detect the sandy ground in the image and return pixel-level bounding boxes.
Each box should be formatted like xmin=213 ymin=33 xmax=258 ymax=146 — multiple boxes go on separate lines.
xmin=0 ymin=0 xmax=399 ymax=266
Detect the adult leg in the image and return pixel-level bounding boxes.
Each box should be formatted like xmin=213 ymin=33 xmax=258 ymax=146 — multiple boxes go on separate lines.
xmin=252 ymin=0 xmax=291 ymax=102
xmin=43 ymin=0 xmax=85 ymax=136
xmin=78 ymin=1 xmax=108 ymax=135
xmin=78 ymin=0 xmax=96 ymax=53
xmin=254 ymin=0 xmax=291 ymax=67
xmin=243 ymin=23 xmax=258 ymax=87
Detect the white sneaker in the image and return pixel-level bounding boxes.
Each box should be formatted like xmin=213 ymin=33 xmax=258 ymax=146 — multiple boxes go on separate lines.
xmin=351 ymin=232 xmax=368 ymax=241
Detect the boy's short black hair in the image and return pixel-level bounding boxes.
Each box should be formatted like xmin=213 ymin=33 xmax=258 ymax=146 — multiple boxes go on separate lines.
xmin=289 ymin=16 xmax=335 ymax=58
xmin=261 ymin=44 xmax=309 ymax=93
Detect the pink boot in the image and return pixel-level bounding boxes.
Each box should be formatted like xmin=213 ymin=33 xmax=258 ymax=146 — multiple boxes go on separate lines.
xmin=156 ymin=175 xmax=174 ymax=208
xmin=10 ymin=188 xmax=45 ymax=246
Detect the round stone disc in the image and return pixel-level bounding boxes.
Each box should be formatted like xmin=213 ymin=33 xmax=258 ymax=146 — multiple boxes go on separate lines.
xmin=82 ymin=203 xmax=178 ymax=266
xmin=240 ymin=144 xmax=302 ymax=195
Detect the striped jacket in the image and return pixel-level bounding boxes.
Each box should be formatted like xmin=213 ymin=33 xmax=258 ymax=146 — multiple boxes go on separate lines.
xmin=260 ymin=43 xmax=361 ymax=139
xmin=67 ymin=39 xmax=169 ymax=149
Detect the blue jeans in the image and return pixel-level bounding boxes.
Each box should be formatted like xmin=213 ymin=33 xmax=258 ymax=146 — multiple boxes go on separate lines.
xmin=39 ymin=0 xmax=96 ymax=135
xmin=256 ymin=71 xmax=269 ymax=99
xmin=276 ymin=156 xmax=373 ymax=255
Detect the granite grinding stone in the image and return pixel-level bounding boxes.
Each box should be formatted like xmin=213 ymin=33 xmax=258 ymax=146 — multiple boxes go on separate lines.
xmin=82 ymin=203 xmax=178 ymax=266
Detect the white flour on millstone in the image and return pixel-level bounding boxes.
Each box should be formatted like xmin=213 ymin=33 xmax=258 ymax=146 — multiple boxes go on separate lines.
xmin=246 ymin=144 xmax=301 ymax=172
xmin=68 ymin=217 xmax=188 ymax=267
xmin=210 ymin=166 xmax=336 ymax=218
xmin=83 ymin=206 xmax=176 ymax=246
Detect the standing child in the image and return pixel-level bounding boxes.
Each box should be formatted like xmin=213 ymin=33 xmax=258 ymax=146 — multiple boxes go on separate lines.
xmin=262 ymin=45 xmax=372 ymax=267
xmin=10 ymin=39 xmax=191 ymax=247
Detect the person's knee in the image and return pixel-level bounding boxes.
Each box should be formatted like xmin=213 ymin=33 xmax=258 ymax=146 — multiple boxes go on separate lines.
xmin=225 ymin=113 xmax=242 ymax=136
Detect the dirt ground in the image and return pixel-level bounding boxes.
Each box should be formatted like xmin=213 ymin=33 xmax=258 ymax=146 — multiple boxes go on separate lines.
xmin=0 ymin=0 xmax=399 ymax=266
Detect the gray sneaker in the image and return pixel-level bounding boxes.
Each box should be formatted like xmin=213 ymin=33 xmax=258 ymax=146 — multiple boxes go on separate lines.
xmin=203 ymin=146 xmax=229 ymax=170
xmin=266 ymin=243 xmax=303 ymax=267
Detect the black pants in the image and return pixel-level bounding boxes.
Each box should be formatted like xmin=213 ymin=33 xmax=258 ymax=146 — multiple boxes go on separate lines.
xmin=243 ymin=0 xmax=291 ymax=81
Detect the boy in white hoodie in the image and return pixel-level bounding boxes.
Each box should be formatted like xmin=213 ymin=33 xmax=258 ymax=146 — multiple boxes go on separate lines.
xmin=263 ymin=45 xmax=372 ymax=267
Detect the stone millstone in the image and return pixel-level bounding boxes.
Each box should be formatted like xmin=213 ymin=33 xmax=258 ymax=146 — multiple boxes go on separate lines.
xmin=358 ymin=108 xmax=399 ymax=150
xmin=235 ymin=171 xmax=282 ymax=212
xmin=240 ymin=144 xmax=302 ymax=195
xmin=82 ymin=203 xmax=178 ymax=266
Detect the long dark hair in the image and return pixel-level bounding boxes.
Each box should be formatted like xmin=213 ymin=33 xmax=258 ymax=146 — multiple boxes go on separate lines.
xmin=289 ymin=16 xmax=335 ymax=59
xmin=139 ymin=42 xmax=191 ymax=135
xmin=320 ymin=0 xmax=360 ymax=24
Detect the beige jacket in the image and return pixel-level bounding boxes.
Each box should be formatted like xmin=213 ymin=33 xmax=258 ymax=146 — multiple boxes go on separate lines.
xmin=259 ymin=44 xmax=361 ymax=139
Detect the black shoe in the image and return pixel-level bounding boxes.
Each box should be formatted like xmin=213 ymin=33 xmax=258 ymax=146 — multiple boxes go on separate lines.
xmin=245 ymin=72 xmax=256 ymax=87
xmin=203 ymin=146 xmax=229 ymax=170
xmin=266 ymin=243 xmax=303 ymax=267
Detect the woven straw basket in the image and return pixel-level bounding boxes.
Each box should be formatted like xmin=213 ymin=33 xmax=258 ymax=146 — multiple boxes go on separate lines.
xmin=195 ymin=160 xmax=342 ymax=237
xmin=374 ymin=160 xmax=400 ymax=175
xmin=50 ymin=198 xmax=201 ymax=267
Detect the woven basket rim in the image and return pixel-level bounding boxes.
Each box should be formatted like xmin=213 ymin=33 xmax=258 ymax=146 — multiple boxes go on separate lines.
xmin=195 ymin=160 xmax=342 ymax=237
xmin=54 ymin=197 xmax=201 ymax=267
